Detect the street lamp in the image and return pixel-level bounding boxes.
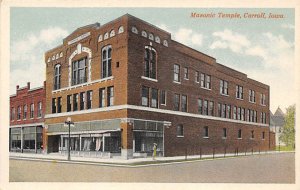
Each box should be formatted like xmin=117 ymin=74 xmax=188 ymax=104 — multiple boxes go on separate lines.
xmin=65 ymin=117 xmax=74 ymax=161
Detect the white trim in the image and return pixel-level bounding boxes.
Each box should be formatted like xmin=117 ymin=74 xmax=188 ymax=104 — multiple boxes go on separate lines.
xmin=203 ymin=136 xmax=209 ymax=139
xmin=173 ymin=81 xmax=181 ymax=84
xmin=141 ymin=76 xmax=158 ymax=82
xmin=52 ymin=76 xmax=114 ymax=93
xmin=236 ymin=97 xmax=244 ymax=101
xmin=10 ymin=122 xmax=44 ymax=128
xmin=47 ymin=129 xmax=121 ymax=136
xmin=237 ymin=138 xmax=243 ymax=140
xmin=176 ymin=136 xmax=184 ymax=138
xmin=222 ymin=137 xmax=227 ymax=140
xmin=221 ymin=93 xmax=229 ymax=97
xmin=45 ymin=104 xmax=269 ymax=127
xmin=201 ymin=87 xmax=212 ymax=91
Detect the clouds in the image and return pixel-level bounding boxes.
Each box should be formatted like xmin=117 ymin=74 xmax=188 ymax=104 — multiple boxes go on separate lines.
xmin=210 ymin=29 xmax=250 ymax=53
xmin=210 ymin=29 xmax=294 ymax=72
xmin=157 ymin=24 xmax=204 ymax=47
xmin=10 ymin=27 xmax=68 ymax=92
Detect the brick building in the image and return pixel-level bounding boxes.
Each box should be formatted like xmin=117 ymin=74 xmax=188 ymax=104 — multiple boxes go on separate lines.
xmin=9 ymin=82 xmax=46 ymax=153
xmin=44 ymin=14 xmax=275 ymax=159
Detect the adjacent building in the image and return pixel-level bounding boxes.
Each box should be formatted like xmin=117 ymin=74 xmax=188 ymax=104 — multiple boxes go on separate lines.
xmin=9 ymin=82 xmax=46 ymax=153
xmin=270 ymin=107 xmax=285 ymax=146
xmin=44 ymin=14 xmax=275 ymax=159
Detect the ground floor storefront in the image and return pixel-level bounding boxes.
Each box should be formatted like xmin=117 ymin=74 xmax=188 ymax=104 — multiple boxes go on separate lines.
xmin=46 ymin=118 xmax=169 ymax=159
xmin=9 ymin=124 xmax=44 ymax=153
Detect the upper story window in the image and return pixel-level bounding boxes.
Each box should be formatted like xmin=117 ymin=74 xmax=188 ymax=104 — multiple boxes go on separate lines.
xmin=67 ymin=95 xmax=72 ymax=112
xmin=72 ymin=57 xmax=87 ymax=85
xmin=249 ymin=89 xmax=255 ymax=103
xmin=99 ymin=88 xmax=106 ymax=108
xmin=208 ymin=101 xmax=214 ymax=116
xmin=109 ymin=30 xmax=115 ymax=37
xmin=37 ymin=102 xmax=42 ymax=118
xmin=107 ymin=86 xmax=114 ymax=106
xmin=149 ymin=33 xmax=154 ymax=41
xmin=17 ymin=106 xmax=21 ymax=120
xmin=151 ymin=88 xmax=158 ymax=108
xmin=142 ymin=86 xmax=149 ymax=107
xmin=195 ymin=71 xmax=199 ymax=83
xmin=118 ymin=26 xmax=124 ymax=34
xmin=174 ymin=64 xmax=180 ymax=82
xmin=11 ymin=107 xmax=15 ymax=121
xmin=57 ymin=97 xmax=62 ymax=113
xmin=236 ymin=85 xmax=243 ymax=99
xmin=144 ymin=46 xmax=157 ymax=79
xmin=260 ymin=93 xmax=266 ymax=105
xmin=53 ymin=64 xmax=61 ymax=90
xmin=23 ymin=105 xmax=27 ymax=119
xmin=181 ymin=95 xmax=187 ymax=112
xmin=160 ymin=90 xmax=166 ymax=105
xmin=183 ymin=67 xmax=189 ymax=80
xmin=155 ymin=36 xmax=160 ymax=44
xmin=132 ymin=26 xmax=138 ymax=34
xmin=200 ymin=73 xmax=211 ymax=89
xmin=220 ymin=80 xmax=228 ymax=95
xmin=238 ymin=129 xmax=242 ymax=139
xmin=226 ymin=105 xmax=231 ymax=119
xmin=203 ymin=126 xmax=209 ymax=138
xmin=176 ymin=125 xmax=184 ymax=137
xmin=203 ymin=100 xmax=208 ymax=115
xmin=87 ymin=90 xmax=93 ymax=109
xmin=30 ymin=103 xmax=34 ymax=118
xmin=223 ymin=128 xmax=227 ymax=138
xmin=260 ymin=112 xmax=267 ymax=124
xmin=102 ymin=46 xmax=112 ymax=79
xmin=174 ymin=93 xmax=180 ymax=111
xmin=73 ymin=94 xmax=78 ymax=111
xmin=198 ymin=99 xmax=203 ymax=114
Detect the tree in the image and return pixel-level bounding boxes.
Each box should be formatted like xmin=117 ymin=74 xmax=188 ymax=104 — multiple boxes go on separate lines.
xmin=279 ymin=105 xmax=295 ymax=148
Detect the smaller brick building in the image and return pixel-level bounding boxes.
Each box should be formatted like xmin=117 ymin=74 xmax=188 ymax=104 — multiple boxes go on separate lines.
xmin=9 ymin=82 xmax=46 ymax=153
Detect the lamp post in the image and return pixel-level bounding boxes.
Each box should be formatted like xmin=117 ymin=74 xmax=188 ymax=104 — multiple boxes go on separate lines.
xmin=65 ymin=117 xmax=74 ymax=161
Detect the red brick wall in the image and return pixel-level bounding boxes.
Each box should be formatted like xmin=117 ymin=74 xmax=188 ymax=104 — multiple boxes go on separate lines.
xmin=10 ymin=82 xmax=46 ymax=126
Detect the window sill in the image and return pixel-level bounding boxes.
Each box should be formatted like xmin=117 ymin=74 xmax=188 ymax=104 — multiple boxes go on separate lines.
xmin=250 ymin=138 xmax=255 ymax=140
xmin=236 ymin=97 xmax=244 ymax=101
xmin=237 ymin=138 xmax=242 ymax=140
xmin=173 ymin=81 xmax=181 ymax=84
xmin=177 ymin=136 xmax=184 ymax=138
xmin=184 ymin=78 xmax=189 ymax=80
xmin=141 ymin=76 xmax=158 ymax=82
xmin=201 ymin=87 xmax=211 ymax=91
xmin=160 ymin=104 xmax=166 ymax=106
xmin=249 ymin=101 xmax=256 ymax=104
xmin=260 ymin=104 xmax=266 ymax=107
xmin=221 ymin=93 xmax=229 ymax=97
xmin=203 ymin=136 xmax=209 ymax=139
xmin=195 ymin=81 xmax=200 ymax=84
xmin=222 ymin=137 xmax=227 ymax=140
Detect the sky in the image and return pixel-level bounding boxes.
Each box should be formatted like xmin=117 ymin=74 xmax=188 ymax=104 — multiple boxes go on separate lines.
xmin=10 ymin=8 xmax=295 ymax=113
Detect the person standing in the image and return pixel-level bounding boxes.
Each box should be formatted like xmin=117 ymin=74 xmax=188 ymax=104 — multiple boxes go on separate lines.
xmin=153 ymin=143 xmax=157 ymax=160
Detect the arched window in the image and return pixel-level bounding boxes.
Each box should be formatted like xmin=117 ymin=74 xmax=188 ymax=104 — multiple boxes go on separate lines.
xmin=110 ymin=30 xmax=115 ymax=37
xmin=102 ymin=45 xmax=112 ymax=78
xmin=59 ymin=52 xmax=63 ymax=57
xmin=144 ymin=46 xmax=157 ymax=79
xmin=142 ymin=31 xmax=147 ymax=38
xmin=118 ymin=26 xmax=124 ymax=34
xmin=98 ymin=34 xmax=103 ymax=42
xmin=149 ymin=33 xmax=154 ymax=41
xmin=131 ymin=26 xmax=138 ymax=34
xmin=155 ymin=36 xmax=160 ymax=43
xmin=163 ymin=40 xmax=168 ymax=47
xmin=104 ymin=32 xmax=109 ymax=40
xmin=53 ymin=64 xmax=61 ymax=90
xmin=23 ymin=104 xmax=27 ymax=119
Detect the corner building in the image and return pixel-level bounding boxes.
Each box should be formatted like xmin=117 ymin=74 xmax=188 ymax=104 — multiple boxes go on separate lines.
xmin=45 ymin=14 xmax=275 ymax=159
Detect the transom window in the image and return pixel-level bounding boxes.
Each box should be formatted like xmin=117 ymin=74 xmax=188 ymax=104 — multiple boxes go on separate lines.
xmin=144 ymin=46 xmax=157 ymax=79
xmin=53 ymin=64 xmax=61 ymax=90
xmin=72 ymin=57 xmax=87 ymax=85
xmin=102 ymin=46 xmax=112 ymax=79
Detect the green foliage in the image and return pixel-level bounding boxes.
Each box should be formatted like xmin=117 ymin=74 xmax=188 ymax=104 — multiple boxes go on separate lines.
xmin=275 ymin=145 xmax=295 ymax=151
xmin=279 ymin=105 xmax=295 ymax=147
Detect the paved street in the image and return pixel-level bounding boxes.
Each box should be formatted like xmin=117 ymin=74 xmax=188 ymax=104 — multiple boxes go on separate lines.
xmin=10 ymin=152 xmax=294 ymax=183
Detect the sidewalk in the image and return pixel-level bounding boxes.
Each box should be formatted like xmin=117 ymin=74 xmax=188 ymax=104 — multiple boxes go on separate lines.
xmin=9 ymin=151 xmax=293 ymax=165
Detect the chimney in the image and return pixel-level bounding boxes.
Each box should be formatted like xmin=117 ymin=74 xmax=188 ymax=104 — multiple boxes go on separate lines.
xmin=16 ymin=85 xmax=19 ymax=90
xmin=43 ymin=81 xmax=46 ymax=88
xmin=27 ymin=82 xmax=30 ymax=90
